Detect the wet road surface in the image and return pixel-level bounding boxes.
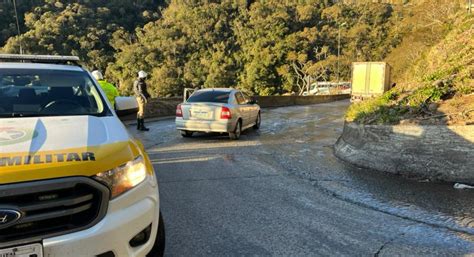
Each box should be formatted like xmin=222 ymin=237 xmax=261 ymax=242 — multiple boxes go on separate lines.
xmin=130 ymin=100 xmax=474 ymax=256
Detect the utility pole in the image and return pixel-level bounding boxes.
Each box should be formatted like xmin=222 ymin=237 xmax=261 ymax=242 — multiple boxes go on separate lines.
xmin=337 ymin=22 xmax=347 ymax=83
xmin=469 ymin=0 xmax=473 ymax=14
xmin=337 ymin=28 xmax=340 ymax=83
xmin=13 ymin=0 xmax=23 ymax=54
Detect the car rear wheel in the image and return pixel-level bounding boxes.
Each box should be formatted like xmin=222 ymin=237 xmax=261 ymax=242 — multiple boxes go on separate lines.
xmin=253 ymin=112 xmax=261 ymax=129
xmin=180 ymin=130 xmax=193 ymax=137
xmin=147 ymin=212 xmax=165 ymax=257
xmin=229 ymin=120 xmax=241 ymax=140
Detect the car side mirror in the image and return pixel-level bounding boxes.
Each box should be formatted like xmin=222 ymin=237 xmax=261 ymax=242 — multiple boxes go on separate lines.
xmin=115 ymin=96 xmax=138 ymax=117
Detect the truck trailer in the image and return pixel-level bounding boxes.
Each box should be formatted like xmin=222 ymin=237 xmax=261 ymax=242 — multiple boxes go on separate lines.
xmin=351 ymin=62 xmax=391 ymax=102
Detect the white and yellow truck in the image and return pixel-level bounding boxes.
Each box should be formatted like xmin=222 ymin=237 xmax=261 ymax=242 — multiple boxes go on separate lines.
xmin=351 ymin=62 xmax=391 ymax=102
xmin=0 ymin=54 xmax=164 ymax=257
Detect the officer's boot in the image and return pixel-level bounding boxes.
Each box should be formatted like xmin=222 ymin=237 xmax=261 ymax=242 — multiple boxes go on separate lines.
xmin=140 ymin=119 xmax=150 ymax=131
xmin=137 ymin=118 xmax=141 ymax=130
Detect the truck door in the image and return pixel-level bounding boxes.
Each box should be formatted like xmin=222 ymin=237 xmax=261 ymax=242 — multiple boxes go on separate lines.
xmin=368 ymin=63 xmax=386 ymax=95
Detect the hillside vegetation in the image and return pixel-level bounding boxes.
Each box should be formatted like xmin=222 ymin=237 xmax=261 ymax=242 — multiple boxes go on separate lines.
xmin=1 ymin=0 xmax=471 ymax=122
xmin=1 ymin=0 xmax=403 ymax=97
xmin=1 ymin=0 xmax=165 ymax=70
xmin=347 ymin=0 xmax=474 ymax=125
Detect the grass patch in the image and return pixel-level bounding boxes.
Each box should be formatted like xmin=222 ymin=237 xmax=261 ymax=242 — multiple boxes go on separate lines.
xmin=457 ymin=84 xmax=474 ymax=95
xmin=401 ymin=83 xmax=451 ymax=108
xmin=347 ymin=83 xmax=452 ymax=124
xmin=346 ymin=89 xmax=403 ymax=124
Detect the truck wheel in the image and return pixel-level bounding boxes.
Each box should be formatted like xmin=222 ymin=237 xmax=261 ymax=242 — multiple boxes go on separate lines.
xmin=229 ymin=120 xmax=241 ymax=140
xmin=180 ymin=130 xmax=193 ymax=137
xmin=147 ymin=212 xmax=165 ymax=257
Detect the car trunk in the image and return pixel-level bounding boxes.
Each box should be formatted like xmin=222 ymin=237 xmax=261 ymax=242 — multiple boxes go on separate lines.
xmin=180 ymin=102 xmax=226 ymax=121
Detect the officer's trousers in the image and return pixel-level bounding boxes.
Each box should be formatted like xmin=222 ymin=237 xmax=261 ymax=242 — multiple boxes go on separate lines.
xmin=136 ymin=96 xmax=147 ymax=119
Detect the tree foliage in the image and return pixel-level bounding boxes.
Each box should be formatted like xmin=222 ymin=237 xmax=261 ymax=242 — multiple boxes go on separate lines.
xmin=2 ymin=0 xmax=165 ymax=70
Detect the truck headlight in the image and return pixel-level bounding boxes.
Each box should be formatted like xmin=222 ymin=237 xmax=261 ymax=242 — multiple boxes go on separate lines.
xmin=95 ymin=156 xmax=148 ymax=198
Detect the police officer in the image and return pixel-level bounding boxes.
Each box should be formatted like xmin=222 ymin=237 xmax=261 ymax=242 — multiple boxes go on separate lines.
xmin=92 ymin=70 xmax=119 ymax=107
xmin=133 ymin=70 xmax=151 ymax=131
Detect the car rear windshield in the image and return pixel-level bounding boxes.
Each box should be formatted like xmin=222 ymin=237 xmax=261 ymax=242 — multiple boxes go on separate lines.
xmin=0 ymin=69 xmax=110 ymax=118
xmin=187 ymin=90 xmax=230 ymax=103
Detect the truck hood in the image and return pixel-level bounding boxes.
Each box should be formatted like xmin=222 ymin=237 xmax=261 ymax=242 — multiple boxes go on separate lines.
xmin=0 ymin=116 xmax=141 ymax=184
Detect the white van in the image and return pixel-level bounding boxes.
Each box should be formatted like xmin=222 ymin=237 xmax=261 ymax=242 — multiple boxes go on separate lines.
xmin=0 ymin=54 xmax=165 ymax=257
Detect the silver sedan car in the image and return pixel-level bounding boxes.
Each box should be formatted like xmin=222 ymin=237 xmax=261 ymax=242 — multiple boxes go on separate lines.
xmin=175 ymin=88 xmax=261 ymax=140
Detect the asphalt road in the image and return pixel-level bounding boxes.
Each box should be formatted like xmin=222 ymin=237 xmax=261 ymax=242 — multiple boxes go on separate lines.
xmin=130 ymin=100 xmax=474 ymax=256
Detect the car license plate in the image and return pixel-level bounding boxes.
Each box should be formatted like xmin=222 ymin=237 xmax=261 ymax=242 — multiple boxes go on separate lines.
xmin=0 ymin=243 xmax=43 ymax=257
xmin=191 ymin=109 xmax=211 ymax=119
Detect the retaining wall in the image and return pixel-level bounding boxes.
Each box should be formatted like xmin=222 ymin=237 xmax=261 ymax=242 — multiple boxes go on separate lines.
xmin=146 ymin=97 xmax=182 ymax=118
xmin=256 ymin=94 xmax=350 ymax=108
xmin=122 ymin=94 xmax=350 ymax=120
xmin=334 ymin=122 xmax=474 ymax=183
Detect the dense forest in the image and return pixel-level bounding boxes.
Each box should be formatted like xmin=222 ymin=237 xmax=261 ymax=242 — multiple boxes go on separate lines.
xmin=0 ymin=0 xmax=455 ymax=97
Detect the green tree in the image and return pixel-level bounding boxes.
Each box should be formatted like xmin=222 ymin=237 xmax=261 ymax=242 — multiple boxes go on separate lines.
xmin=2 ymin=0 xmax=164 ymax=70
xmin=109 ymin=1 xmax=241 ymax=97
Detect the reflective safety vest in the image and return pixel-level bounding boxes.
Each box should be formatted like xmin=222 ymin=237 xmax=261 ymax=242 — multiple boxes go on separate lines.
xmin=98 ymin=80 xmax=119 ymax=107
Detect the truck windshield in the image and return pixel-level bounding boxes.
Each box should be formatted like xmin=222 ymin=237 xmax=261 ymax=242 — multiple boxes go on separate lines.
xmin=0 ymin=69 xmax=109 ymax=118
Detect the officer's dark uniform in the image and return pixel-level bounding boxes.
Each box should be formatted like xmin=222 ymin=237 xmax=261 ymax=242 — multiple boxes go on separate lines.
xmin=133 ymin=78 xmax=151 ymax=131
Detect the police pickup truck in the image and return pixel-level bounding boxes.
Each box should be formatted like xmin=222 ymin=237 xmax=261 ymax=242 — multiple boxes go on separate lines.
xmin=0 ymin=54 xmax=164 ymax=257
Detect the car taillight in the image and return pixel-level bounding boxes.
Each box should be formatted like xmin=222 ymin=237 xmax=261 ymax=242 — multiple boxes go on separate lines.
xmin=220 ymin=106 xmax=232 ymax=119
xmin=176 ymin=104 xmax=183 ymax=117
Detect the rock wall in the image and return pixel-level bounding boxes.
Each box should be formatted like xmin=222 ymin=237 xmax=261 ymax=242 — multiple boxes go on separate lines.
xmin=334 ymin=122 xmax=474 ymax=183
